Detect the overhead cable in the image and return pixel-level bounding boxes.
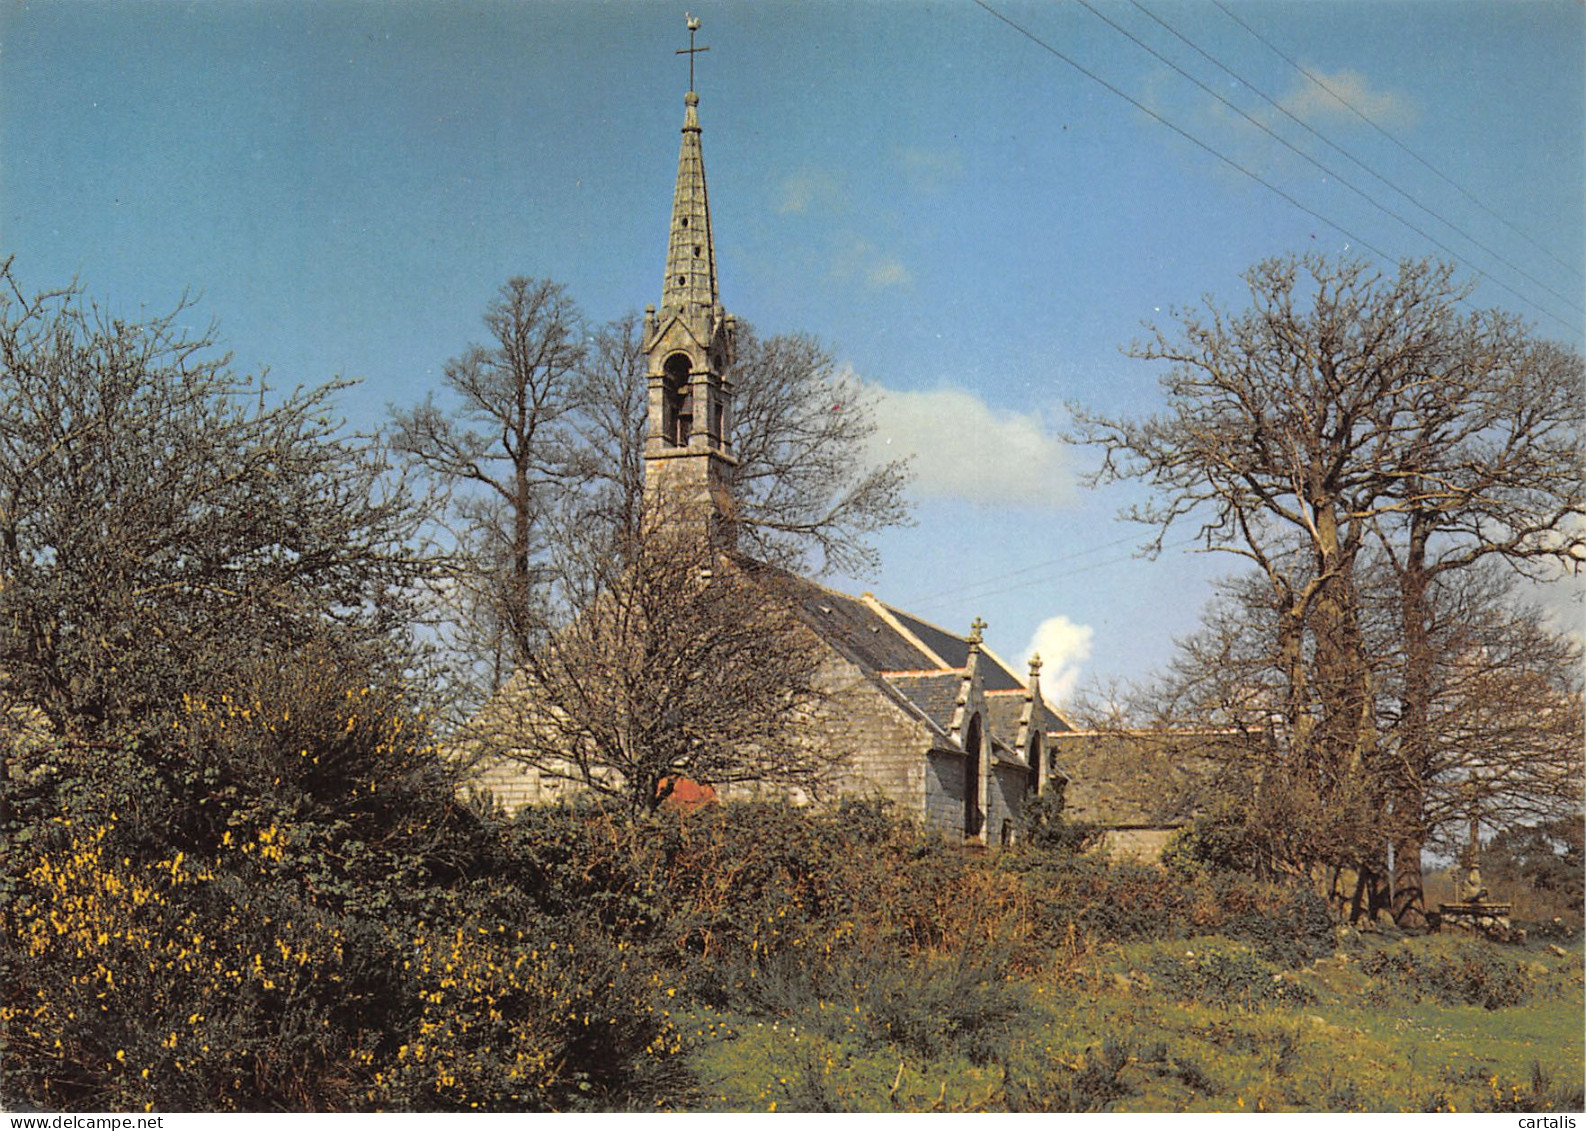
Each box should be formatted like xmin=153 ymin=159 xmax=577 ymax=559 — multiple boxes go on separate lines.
xmin=1210 ymin=0 xmax=1583 ymax=284
xmin=968 ymin=0 xmax=1582 ymax=336
xmin=1126 ymin=0 xmax=1581 ymax=312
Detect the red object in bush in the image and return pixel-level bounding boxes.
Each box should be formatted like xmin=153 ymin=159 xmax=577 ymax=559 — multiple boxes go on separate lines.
xmin=658 ymin=777 xmax=717 ymax=810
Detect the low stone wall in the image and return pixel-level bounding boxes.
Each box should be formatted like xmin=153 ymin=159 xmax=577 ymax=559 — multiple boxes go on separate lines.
xmin=1099 ymin=826 xmax=1179 ymax=862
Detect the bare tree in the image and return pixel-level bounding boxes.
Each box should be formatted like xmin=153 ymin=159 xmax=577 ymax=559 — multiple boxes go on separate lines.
xmin=397 ymin=289 xmax=912 ymax=703
xmin=1136 ymin=559 xmax=1583 ymax=917
xmin=1362 ymin=310 xmax=1583 ymax=924
xmin=0 ymin=261 xmax=431 ymax=737
xmin=390 ymin=278 xmax=586 ymax=680
xmin=471 ymin=500 xmax=832 ymax=818
xmin=1394 ymin=566 xmax=1584 ymax=857
xmin=556 ymin=313 xmax=650 ymax=548
xmin=1074 ymin=254 xmax=1584 ymax=923
xmin=1128 ymin=568 xmax=1387 ymax=899
xmin=555 ymin=320 xmax=912 ymax=577
xmin=725 ymin=328 xmax=912 ymax=577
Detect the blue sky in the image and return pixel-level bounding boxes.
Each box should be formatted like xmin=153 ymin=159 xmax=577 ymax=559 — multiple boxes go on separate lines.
xmin=3 ymin=0 xmax=1582 ymax=701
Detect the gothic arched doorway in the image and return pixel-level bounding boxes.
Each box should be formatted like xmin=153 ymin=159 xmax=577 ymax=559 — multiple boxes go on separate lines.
xmin=963 ymin=713 xmax=983 ymax=839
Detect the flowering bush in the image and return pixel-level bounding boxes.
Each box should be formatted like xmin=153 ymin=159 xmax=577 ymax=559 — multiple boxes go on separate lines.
xmin=4 ymin=695 xmax=1345 ymax=1113
xmin=4 ymin=821 xmax=376 ymax=1110
xmin=369 ymin=919 xmax=683 ymax=1111
xmin=1 ymin=650 xmax=684 ymax=1112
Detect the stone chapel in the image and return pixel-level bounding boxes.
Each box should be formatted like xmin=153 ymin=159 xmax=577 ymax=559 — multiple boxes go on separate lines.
xmin=470 ymin=49 xmax=1079 ymax=843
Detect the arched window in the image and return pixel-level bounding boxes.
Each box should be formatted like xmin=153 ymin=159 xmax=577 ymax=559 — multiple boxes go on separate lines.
xmin=963 ymin=713 xmax=983 ymax=839
xmin=1027 ymin=733 xmax=1043 ymax=794
xmin=662 ymin=353 xmax=692 ymax=446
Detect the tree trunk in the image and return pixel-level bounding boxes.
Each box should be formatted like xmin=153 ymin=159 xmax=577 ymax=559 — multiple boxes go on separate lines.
xmin=1310 ymin=503 xmax=1376 ymax=802
xmin=1392 ymin=826 xmax=1428 ymax=929
xmin=1347 ymin=860 xmax=1393 ymax=924
xmin=1348 ymin=869 xmax=1369 ymax=924
xmin=1391 ymin=510 xmax=1434 ymax=928
xmin=1367 ymin=860 xmax=1393 ymax=923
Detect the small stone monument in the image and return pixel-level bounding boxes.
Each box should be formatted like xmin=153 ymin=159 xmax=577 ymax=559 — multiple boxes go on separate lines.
xmin=1436 ymin=786 xmax=1521 ymax=943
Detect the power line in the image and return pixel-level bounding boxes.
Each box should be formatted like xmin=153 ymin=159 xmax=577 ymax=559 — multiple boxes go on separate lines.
xmin=1210 ymin=0 xmax=1584 ymax=286
xmin=971 ymin=0 xmax=1581 ymax=335
xmin=1071 ymin=0 xmax=1580 ymax=331
xmin=1127 ymin=0 xmax=1582 ymax=314
xmin=966 ymin=2 xmax=1393 ymax=263
xmin=904 ymin=530 xmax=1142 ymax=606
xmin=904 ymin=532 xmax=1203 ymax=614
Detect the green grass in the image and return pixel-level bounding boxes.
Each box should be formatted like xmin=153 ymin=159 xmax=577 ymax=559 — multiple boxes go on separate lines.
xmin=682 ymin=932 xmax=1584 ymax=1112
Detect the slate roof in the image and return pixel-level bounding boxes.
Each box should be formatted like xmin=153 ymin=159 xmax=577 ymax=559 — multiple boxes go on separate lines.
xmin=881 ymin=672 xmax=963 ymax=731
xmin=886 ymin=609 xmax=1024 ymax=691
xmin=983 ymin=693 xmax=1030 ymax=746
xmin=737 ymin=558 xmax=937 ymax=675
xmin=731 ymin=555 xmax=1047 ymax=759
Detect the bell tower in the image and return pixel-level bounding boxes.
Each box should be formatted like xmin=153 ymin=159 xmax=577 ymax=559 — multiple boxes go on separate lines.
xmin=642 ymin=15 xmax=737 ymax=542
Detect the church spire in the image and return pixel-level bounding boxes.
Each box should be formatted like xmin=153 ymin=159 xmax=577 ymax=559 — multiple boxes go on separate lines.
xmin=659 ymin=15 xmax=721 ymax=341
xmin=642 ymin=16 xmax=737 ymax=542
xmin=660 ymin=89 xmax=721 ymax=329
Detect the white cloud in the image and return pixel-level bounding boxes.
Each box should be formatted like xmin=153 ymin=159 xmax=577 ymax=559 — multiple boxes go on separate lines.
xmin=866 ymin=259 xmax=913 ymax=288
xmin=866 ymin=384 xmax=1076 ymax=507
xmin=776 ymin=169 xmax=911 ymax=288
xmin=1175 ymin=66 xmax=1417 ymax=186
xmin=1020 ymin=615 xmax=1093 ymax=705
xmin=776 ymin=168 xmax=843 ymax=215
xmin=1524 ymin=570 xmax=1585 ymax=647
xmin=831 ymin=237 xmax=913 ymax=290
xmin=1519 ymin=514 xmax=1586 ymax=645
xmin=1279 ymin=69 xmax=1417 ymax=130
xmin=895 ymin=145 xmax=963 ymax=193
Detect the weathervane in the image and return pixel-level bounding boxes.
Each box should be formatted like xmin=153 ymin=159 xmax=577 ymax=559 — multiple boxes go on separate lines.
xmin=677 ymin=13 xmax=709 ymax=93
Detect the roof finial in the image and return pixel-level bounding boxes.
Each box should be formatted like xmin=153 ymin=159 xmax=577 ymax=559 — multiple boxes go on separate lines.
xmin=677 ymin=14 xmax=709 ymax=93
xmin=968 ymin=617 xmax=987 ymax=646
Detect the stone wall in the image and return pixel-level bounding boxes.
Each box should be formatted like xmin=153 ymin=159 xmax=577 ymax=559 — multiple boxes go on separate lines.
xmin=1100 ymin=826 xmax=1180 ymax=861
xmin=925 ymin=748 xmax=969 ymax=836
xmin=921 ymin=750 xmax=1033 ymax=843
xmin=463 ymin=648 xmax=938 ymax=821
xmin=807 ymin=651 xmax=934 ymax=820
xmin=467 ymin=754 xmax=557 ymax=811
xmin=989 ymin=760 xmax=1032 ymax=845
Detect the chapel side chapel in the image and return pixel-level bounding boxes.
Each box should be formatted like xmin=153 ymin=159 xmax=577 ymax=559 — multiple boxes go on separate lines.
xmin=470 ymin=60 xmax=1082 ymax=843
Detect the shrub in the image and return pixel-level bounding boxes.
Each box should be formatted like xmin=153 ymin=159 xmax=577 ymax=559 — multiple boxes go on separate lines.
xmin=1011 ymin=790 xmax=1103 ymax=858
xmin=2 ymin=822 xmax=388 ymax=1111
xmin=501 ymin=803 xmax=673 ymax=941
xmin=1215 ymin=877 xmax=1336 ymax=966
xmin=1161 ymin=802 xmax=1266 ymax=877
xmin=644 ymin=802 xmax=980 ymax=982
xmin=1017 ymin=857 xmax=1185 ymax=945
xmin=1143 ymin=942 xmax=1316 ymax=1009
xmin=1 ymin=650 xmax=651 ymax=1112
xmin=367 ymin=913 xmax=684 ymax=1112
xmin=1003 ymin=1037 xmax=1138 ymax=1112
xmin=852 ymin=950 xmax=1022 ymax=1065
xmin=1362 ymin=939 xmax=1532 ymax=1010
xmin=713 ymin=942 xmax=1024 ymax=1068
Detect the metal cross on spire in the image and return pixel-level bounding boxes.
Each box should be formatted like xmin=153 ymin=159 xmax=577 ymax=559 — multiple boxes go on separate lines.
xmin=676 ymin=13 xmax=709 ymax=92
